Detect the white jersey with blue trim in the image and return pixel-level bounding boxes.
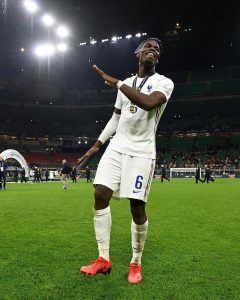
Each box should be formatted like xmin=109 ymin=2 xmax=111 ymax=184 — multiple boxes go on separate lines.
xmin=108 ymin=73 xmax=174 ymax=159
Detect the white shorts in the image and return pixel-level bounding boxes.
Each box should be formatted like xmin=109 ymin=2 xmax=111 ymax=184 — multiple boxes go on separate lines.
xmin=94 ymin=148 xmax=155 ymax=202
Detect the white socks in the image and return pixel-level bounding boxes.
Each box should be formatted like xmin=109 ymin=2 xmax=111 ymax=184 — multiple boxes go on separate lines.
xmin=94 ymin=208 xmax=148 ymax=265
xmin=131 ymin=220 xmax=149 ymax=266
xmin=94 ymin=206 xmax=112 ymax=262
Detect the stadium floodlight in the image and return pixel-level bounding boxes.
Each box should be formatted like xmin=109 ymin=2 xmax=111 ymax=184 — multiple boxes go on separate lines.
xmin=57 ymin=26 xmax=69 ymax=38
xmin=42 ymin=14 xmax=54 ymax=27
xmin=101 ymin=39 xmax=108 ymax=43
xmin=175 ymin=22 xmax=181 ymax=28
xmin=35 ymin=44 xmax=55 ymax=57
xmin=125 ymin=34 xmax=132 ymax=39
xmin=135 ymin=33 xmax=141 ymax=38
xmin=24 ymin=0 xmax=38 ymax=13
xmin=79 ymin=42 xmax=86 ymax=46
xmin=21 ymin=48 xmax=25 ymax=52
xmin=111 ymin=36 xmax=117 ymax=42
xmin=90 ymin=39 xmax=97 ymax=45
xmin=57 ymin=43 xmax=67 ymax=52
xmin=117 ymin=36 xmax=122 ymax=40
xmin=142 ymin=32 xmax=147 ymax=36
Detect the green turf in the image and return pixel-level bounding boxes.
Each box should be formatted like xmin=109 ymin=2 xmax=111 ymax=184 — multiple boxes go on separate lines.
xmin=0 ymin=179 xmax=239 ymax=300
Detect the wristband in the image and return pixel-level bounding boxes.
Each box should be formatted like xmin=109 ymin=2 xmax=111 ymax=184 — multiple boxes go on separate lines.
xmin=116 ymin=80 xmax=124 ymax=89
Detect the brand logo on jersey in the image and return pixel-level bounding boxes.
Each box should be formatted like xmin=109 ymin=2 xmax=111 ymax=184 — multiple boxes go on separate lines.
xmin=147 ymin=84 xmax=153 ymax=93
xmin=133 ymin=190 xmax=141 ymax=194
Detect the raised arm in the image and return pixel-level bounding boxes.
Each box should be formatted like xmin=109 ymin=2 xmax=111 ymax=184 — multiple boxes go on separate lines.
xmin=93 ymin=65 xmax=170 ymax=111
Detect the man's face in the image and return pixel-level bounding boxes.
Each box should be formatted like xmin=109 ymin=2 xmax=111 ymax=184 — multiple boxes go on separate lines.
xmin=62 ymin=159 xmax=66 ymax=164
xmin=138 ymin=40 xmax=160 ymax=67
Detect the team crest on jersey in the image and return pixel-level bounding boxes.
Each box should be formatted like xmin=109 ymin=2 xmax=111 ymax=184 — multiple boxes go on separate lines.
xmin=129 ymin=105 xmax=138 ymax=114
xmin=147 ymin=84 xmax=153 ymax=93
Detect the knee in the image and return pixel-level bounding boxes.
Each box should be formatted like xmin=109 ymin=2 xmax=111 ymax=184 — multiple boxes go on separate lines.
xmin=130 ymin=200 xmax=147 ymax=225
xmin=95 ymin=188 xmax=107 ymax=202
xmin=94 ymin=185 xmax=112 ymax=209
xmin=131 ymin=206 xmax=145 ymax=218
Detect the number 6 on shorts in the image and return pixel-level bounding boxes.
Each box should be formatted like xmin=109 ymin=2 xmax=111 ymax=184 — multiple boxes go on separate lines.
xmin=135 ymin=175 xmax=143 ymax=189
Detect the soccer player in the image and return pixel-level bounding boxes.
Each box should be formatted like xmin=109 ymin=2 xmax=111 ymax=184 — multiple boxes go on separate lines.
xmin=161 ymin=164 xmax=170 ymax=182
xmin=0 ymin=155 xmax=7 ymax=190
xmin=78 ymin=38 xmax=174 ymax=284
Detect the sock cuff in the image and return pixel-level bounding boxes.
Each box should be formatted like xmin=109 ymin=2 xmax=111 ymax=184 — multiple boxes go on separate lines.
xmin=131 ymin=219 xmax=149 ymax=231
xmin=94 ymin=206 xmax=111 ymax=216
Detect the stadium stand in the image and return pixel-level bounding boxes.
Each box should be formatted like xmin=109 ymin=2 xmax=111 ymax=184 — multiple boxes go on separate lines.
xmin=196 ymin=136 xmax=225 ymax=149
xmin=172 ymin=82 xmax=208 ymax=98
xmin=165 ymin=71 xmax=189 ymax=83
xmin=231 ymin=66 xmax=240 ymax=79
xmin=1 ymin=133 xmax=239 ymax=170
xmin=191 ymin=67 xmax=229 ymax=82
xmin=210 ymin=79 xmax=240 ymax=95
xmin=0 ymin=67 xmax=240 ymax=170
xmin=5 ymin=139 xmax=24 ymax=152
xmin=22 ymin=140 xmax=46 ymax=153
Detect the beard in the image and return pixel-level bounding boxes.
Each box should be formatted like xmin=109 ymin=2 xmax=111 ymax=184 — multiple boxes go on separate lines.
xmin=142 ymin=58 xmax=156 ymax=69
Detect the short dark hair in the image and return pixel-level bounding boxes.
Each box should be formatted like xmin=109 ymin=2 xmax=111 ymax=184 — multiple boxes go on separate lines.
xmin=134 ymin=38 xmax=163 ymax=55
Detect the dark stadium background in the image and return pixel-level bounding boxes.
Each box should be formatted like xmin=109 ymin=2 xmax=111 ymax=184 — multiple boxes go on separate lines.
xmin=1 ymin=2 xmax=240 ymax=300
xmin=0 ymin=0 xmax=240 ymax=176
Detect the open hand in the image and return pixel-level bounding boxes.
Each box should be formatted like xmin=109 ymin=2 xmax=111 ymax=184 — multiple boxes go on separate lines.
xmin=77 ymin=142 xmax=101 ymax=165
xmin=93 ymin=65 xmax=119 ymax=87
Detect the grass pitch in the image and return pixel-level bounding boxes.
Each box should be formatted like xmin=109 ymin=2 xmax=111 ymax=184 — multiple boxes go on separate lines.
xmin=0 ymin=179 xmax=239 ymax=300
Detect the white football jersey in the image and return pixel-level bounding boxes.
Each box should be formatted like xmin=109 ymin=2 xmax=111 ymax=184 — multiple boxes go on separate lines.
xmin=108 ymin=73 xmax=174 ymax=159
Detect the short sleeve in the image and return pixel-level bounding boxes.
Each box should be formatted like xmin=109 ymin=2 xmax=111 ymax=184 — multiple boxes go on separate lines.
xmin=114 ymin=89 xmax=123 ymax=109
xmin=154 ymin=78 xmax=174 ymax=101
